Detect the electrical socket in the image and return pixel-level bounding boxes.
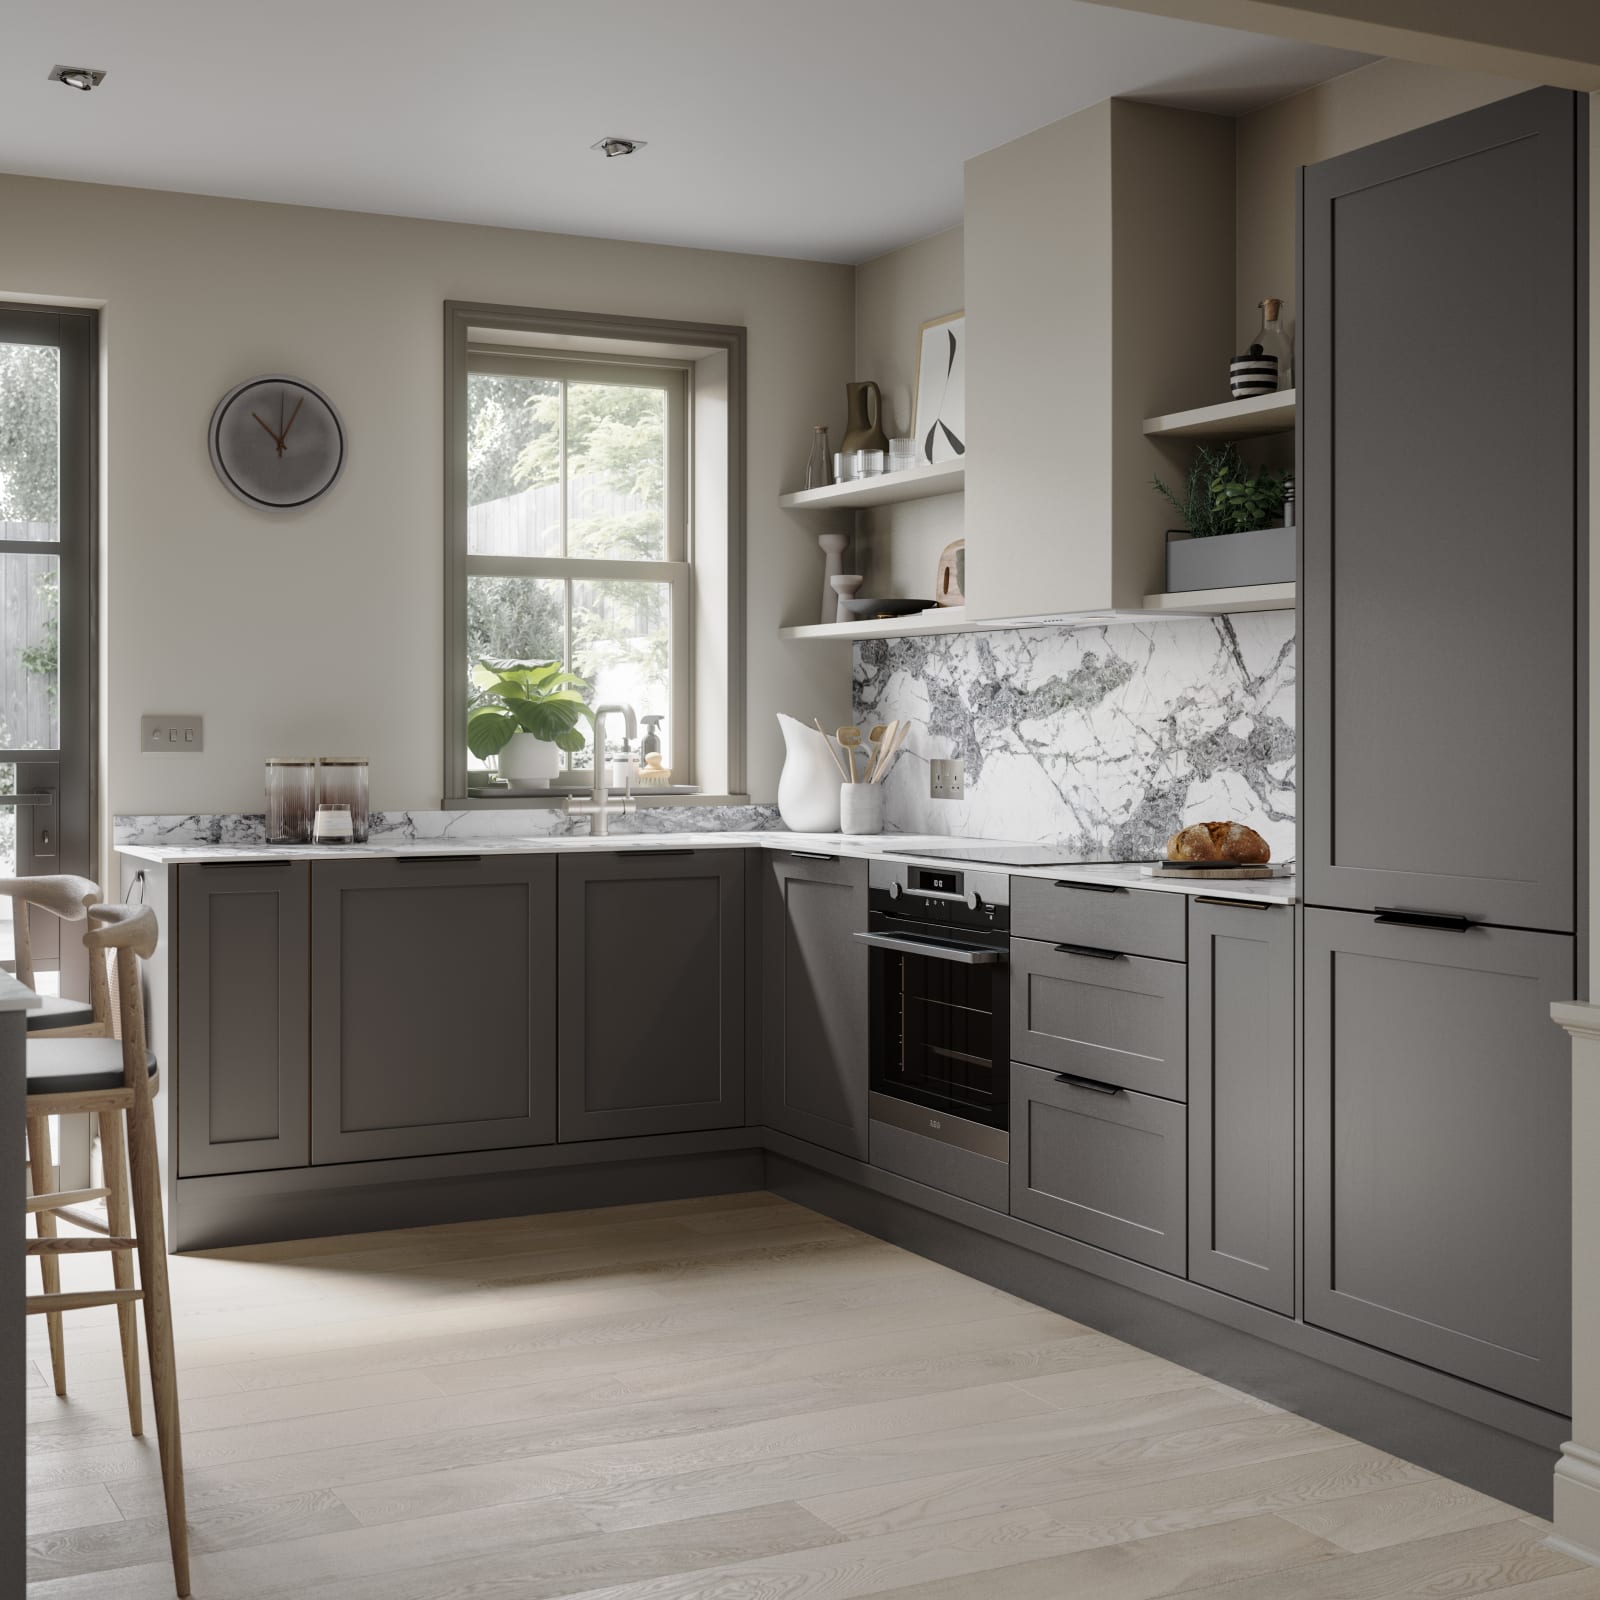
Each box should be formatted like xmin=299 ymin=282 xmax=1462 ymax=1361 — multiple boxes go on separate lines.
xmin=929 ymin=757 xmax=965 ymax=800
xmin=141 ymin=714 xmax=204 ymax=753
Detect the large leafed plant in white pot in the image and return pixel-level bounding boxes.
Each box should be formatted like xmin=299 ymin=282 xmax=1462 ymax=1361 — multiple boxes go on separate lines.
xmin=467 ymin=659 xmax=595 ymax=788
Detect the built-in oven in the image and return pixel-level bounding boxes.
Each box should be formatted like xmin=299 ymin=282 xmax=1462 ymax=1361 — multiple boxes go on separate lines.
xmin=854 ymin=860 xmax=1011 ymax=1178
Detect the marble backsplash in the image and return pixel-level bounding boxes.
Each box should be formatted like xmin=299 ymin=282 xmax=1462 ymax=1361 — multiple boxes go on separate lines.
xmin=114 ymin=803 xmax=782 ymax=848
xmin=853 ymin=612 xmax=1296 ymax=862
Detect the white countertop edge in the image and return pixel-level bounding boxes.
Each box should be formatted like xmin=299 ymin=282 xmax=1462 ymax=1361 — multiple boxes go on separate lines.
xmin=0 ymin=971 xmax=43 ymax=1012
xmin=117 ymin=833 xmax=1297 ymax=904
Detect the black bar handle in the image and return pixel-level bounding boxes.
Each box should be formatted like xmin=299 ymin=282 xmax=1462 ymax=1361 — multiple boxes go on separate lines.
xmin=1195 ymin=895 xmax=1277 ymax=911
xmin=620 ymin=848 xmax=696 ymax=858
xmin=1053 ymin=880 xmax=1126 ymax=894
xmin=788 ymin=851 xmax=836 ymax=861
xmin=396 ymin=854 xmax=483 ymax=864
xmin=1374 ymin=908 xmax=1475 ymax=932
xmin=1053 ymin=942 xmax=1123 ymax=961
xmin=1054 ymin=1072 xmax=1123 ymax=1095
xmin=200 ymin=859 xmax=292 ymax=869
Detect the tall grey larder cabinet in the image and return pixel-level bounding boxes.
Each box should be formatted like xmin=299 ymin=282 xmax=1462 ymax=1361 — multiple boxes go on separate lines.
xmin=1299 ymin=87 xmax=1580 ymax=1413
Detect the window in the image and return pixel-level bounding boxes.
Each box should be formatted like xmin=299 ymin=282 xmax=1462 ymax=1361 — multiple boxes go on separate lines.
xmin=465 ymin=354 xmax=687 ymax=780
xmin=445 ymin=303 xmax=746 ymax=805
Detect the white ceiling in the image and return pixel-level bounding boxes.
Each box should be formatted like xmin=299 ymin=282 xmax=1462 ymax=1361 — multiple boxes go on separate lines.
xmin=0 ymin=1 xmax=1371 ymax=263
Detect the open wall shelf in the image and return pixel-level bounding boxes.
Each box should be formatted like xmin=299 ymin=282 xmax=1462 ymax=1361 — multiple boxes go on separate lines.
xmin=778 ymin=459 xmax=965 ymax=511
xmin=1143 ymin=390 xmax=1296 ymax=441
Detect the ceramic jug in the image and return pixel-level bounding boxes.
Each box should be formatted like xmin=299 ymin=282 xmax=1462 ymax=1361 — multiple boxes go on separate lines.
xmin=839 ymin=381 xmax=888 ymax=455
xmin=776 ymin=714 xmax=841 ymax=833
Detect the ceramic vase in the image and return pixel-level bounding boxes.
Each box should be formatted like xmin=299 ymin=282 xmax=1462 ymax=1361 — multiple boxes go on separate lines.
xmin=817 ymin=532 xmax=848 ymax=625
xmin=839 ymin=782 xmax=884 ymax=835
xmin=831 ymin=573 xmax=864 ymax=623
xmin=498 ymin=731 xmax=561 ymax=788
xmin=776 ymin=714 xmax=841 ymax=833
xmin=839 ymin=381 xmax=889 ymax=455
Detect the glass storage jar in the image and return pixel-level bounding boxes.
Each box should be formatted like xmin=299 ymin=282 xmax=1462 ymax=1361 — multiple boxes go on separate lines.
xmin=316 ymin=758 xmax=370 ymax=843
xmin=265 ymin=758 xmax=317 ymax=844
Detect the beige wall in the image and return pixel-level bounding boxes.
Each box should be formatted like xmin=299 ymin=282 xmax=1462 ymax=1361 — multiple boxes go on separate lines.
xmin=1235 ymin=56 xmax=1526 ymax=348
xmin=849 ymin=227 xmax=966 ymax=598
xmin=0 ymin=174 xmax=856 ymax=825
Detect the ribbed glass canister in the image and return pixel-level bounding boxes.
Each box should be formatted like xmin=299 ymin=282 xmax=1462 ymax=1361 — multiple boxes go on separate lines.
xmin=316 ymin=758 xmax=370 ymax=843
xmin=265 ymin=759 xmax=317 ymax=844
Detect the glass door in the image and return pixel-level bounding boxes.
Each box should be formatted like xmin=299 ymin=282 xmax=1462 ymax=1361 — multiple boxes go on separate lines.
xmin=0 ymin=307 xmax=96 ymax=994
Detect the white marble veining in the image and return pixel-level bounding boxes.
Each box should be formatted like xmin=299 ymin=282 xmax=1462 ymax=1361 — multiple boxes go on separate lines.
xmin=853 ymin=613 xmax=1296 ymax=864
xmin=116 ymin=829 xmax=1296 ymax=903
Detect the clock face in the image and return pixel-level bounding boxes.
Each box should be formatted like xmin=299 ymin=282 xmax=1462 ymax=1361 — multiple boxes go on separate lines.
xmin=208 ymin=375 xmax=346 ymax=510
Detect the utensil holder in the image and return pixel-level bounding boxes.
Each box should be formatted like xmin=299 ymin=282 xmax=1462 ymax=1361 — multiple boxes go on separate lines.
xmin=840 ymin=782 xmax=884 ymax=835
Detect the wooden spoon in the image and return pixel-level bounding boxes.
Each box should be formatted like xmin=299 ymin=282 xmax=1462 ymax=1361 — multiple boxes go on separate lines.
xmin=865 ymin=724 xmax=888 ymax=782
xmin=836 ymin=725 xmax=864 ymax=783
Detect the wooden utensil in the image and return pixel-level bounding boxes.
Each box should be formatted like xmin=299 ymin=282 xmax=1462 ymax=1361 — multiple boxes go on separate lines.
xmin=813 ymin=718 xmax=849 ymax=782
xmin=836 ymin=725 xmax=864 ymax=783
xmin=865 ymin=724 xmax=887 ymax=782
xmin=872 ymin=721 xmax=910 ymax=783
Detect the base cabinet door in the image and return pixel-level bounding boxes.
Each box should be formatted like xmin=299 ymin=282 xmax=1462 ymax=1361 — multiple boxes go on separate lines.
xmin=762 ymin=851 xmax=869 ymax=1158
xmin=559 ymin=850 xmax=745 ymax=1142
xmin=310 ymin=855 xmax=557 ymax=1163
xmin=175 ymin=862 xmax=310 ymax=1177
xmin=1010 ymin=1062 xmax=1186 ymax=1274
xmin=1187 ymin=899 xmax=1294 ymax=1315
xmin=1304 ymin=907 xmax=1572 ymax=1411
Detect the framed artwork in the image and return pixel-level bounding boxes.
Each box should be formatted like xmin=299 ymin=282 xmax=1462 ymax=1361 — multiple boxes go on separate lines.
xmin=911 ymin=312 xmax=965 ymax=463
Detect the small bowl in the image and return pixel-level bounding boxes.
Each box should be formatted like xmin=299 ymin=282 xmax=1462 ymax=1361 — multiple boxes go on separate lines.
xmin=839 ymin=597 xmax=936 ymax=620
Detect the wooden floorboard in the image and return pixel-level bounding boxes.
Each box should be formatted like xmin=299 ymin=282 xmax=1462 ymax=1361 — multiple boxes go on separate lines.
xmin=24 ymin=1191 xmax=1600 ymax=1599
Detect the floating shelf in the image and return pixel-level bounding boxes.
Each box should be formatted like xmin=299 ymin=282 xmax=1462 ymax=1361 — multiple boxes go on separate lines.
xmin=780 ymin=606 xmax=971 ymax=642
xmin=1142 ymin=583 xmax=1296 ymax=615
xmin=1142 ymin=390 xmax=1296 ymax=441
xmin=778 ymin=459 xmax=965 ymax=512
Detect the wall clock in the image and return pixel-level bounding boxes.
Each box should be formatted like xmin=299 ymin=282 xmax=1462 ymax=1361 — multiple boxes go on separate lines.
xmin=208 ymin=374 xmax=346 ymax=510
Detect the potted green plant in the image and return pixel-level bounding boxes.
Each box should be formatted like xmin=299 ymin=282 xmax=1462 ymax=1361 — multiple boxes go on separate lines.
xmin=1152 ymin=444 xmax=1295 ymax=592
xmin=467 ymin=659 xmax=595 ymax=789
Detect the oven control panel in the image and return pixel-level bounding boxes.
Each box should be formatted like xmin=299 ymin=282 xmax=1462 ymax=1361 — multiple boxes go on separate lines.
xmin=868 ymin=860 xmax=1009 ymax=931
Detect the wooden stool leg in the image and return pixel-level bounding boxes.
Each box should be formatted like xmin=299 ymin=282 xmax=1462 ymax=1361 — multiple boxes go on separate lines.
xmin=26 ymin=1113 xmax=68 ymax=1396
xmin=98 ymin=1108 xmax=143 ymax=1437
xmin=125 ymin=1091 xmax=190 ymax=1598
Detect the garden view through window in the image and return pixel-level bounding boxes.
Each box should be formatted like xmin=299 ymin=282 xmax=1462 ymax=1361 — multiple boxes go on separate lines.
xmin=465 ymin=353 xmax=688 ymax=783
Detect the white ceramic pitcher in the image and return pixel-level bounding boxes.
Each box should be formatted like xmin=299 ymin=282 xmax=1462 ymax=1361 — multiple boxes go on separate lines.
xmin=776 ymin=714 xmax=841 ymax=833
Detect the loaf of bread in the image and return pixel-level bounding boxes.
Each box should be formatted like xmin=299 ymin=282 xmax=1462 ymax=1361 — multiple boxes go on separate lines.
xmin=1165 ymin=820 xmax=1271 ymax=864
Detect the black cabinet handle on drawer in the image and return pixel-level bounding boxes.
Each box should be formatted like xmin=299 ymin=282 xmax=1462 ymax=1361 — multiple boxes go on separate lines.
xmin=788 ymin=851 xmax=836 ymax=861
xmin=396 ymin=854 xmax=483 ymax=865
xmin=1374 ymin=908 xmax=1475 ymax=932
xmin=621 ymin=848 xmax=695 ymax=858
xmin=1052 ymin=879 xmax=1125 ymax=894
xmin=1054 ymin=1072 xmax=1123 ymax=1095
xmin=1052 ymin=942 xmax=1123 ymax=961
xmin=1195 ymin=895 xmax=1277 ymax=911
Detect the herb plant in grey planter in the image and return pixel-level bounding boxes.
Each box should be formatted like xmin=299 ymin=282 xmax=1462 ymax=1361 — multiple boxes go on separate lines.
xmin=1153 ymin=444 xmax=1295 ymax=592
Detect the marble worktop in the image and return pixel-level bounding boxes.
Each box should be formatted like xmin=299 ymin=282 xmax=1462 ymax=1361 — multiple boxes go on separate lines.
xmin=0 ymin=973 xmax=41 ymax=1015
xmin=116 ymin=828 xmax=1296 ymax=904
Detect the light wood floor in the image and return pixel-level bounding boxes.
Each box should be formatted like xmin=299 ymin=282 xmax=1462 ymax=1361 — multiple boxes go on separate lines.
xmin=23 ymin=1190 xmax=1600 ymax=1599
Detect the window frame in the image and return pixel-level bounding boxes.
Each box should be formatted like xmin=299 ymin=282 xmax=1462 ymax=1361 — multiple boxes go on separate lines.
xmin=444 ymin=302 xmax=746 ymax=807
xmin=464 ymin=349 xmax=692 ymax=781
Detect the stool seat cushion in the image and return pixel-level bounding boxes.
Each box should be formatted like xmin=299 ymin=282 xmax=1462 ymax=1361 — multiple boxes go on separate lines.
xmin=26 ymin=995 xmax=97 ymax=1033
xmin=26 ymin=1039 xmax=157 ymax=1095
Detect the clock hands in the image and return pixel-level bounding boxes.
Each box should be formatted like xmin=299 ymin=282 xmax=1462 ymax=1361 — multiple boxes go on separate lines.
xmin=250 ymin=392 xmax=304 ymax=458
xmin=251 ymin=411 xmax=286 ymax=455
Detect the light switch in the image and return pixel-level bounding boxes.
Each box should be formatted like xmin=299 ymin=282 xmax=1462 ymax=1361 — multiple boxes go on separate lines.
xmin=141 ymin=714 xmax=204 ymax=753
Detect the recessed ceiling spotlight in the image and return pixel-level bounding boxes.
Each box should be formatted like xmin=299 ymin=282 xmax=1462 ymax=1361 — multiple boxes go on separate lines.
xmin=591 ymin=137 xmax=646 ymax=159
xmin=48 ymin=65 xmax=106 ymax=92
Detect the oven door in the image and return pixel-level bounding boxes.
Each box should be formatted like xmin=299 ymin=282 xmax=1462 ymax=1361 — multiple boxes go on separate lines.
xmin=856 ymin=917 xmax=1011 ymax=1130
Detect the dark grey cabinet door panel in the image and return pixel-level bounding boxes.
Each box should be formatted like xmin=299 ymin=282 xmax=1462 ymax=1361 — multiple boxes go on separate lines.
xmin=1187 ymin=900 xmax=1294 ymax=1315
xmin=1012 ymin=878 xmax=1186 ymax=961
xmin=1303 ymin=908 xmax=1572 ymax=1411
xmin=762 ymin=852 xmax=870 ymax=1159
xmin=176 ymin=862 xmax=310 ymax=1177
xmin=558 ymin=850 xmax=745 ymax=1142
xmin=1010 ymin=1062 xmax=1186 ymax=1274
xmin=1301 ymin=88 xmax=1578 ymax=930
xmin=310 ymin=856 xmax=557 ymax=1163
xmin=1011 ymin=936 xmax=1186 ymax=1101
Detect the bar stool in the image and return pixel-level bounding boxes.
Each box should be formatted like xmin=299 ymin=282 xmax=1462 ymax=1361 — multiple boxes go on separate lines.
xmin=9 ymin=876 xmax=118 ymax=1416
xmin=25 ymin=901 xmax=190 ymax=1597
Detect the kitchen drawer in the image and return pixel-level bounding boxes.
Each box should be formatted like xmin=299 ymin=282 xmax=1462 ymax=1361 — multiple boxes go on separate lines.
xmin=1010 ymin=1062 xmax=1186 ymax=1274
xmin=1011 ymin=877 xmax=1186 ymax=961
xmin=1010 ymin=936 xmax=1186 ymax=1101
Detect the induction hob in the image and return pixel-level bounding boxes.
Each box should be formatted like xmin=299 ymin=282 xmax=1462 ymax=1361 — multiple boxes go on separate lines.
xmin=898 ymin=843 xmax=1117 ymax=868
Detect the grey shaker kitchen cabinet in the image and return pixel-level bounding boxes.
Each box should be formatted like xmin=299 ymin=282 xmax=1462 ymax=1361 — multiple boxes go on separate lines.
xmin=1010 ymin=1062 xmax=1186 ymax=1275
xmin=1300 ymin=88 xmax=1578 ymax=931
xmin=309 ymin=855 xmax=558 ymax=1163
xmin=175 ymin=861 xmax=310 ymax=1177
xmin=557 ymin=850 xmax=745 ymax=1142
xmin=761 ymin=851 xmax=870 ymax=1159
xmin=1303 ymin=908 xmax=1572 ymax=1412
xmin=1187 ymin=899 xmax=1294 ymax=1316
